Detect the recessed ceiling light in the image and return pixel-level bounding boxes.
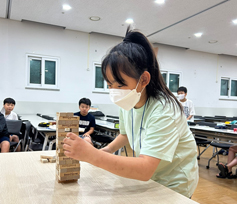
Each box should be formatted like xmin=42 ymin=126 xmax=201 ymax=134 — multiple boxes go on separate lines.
xmin=89 ymin=16 xmax=101 ymax=21
xmin=194 ymin=33 xmax=203 ymax=37
xmin=63 ymin=4 xmax=72 ymax=11
xmin=209 ymin=40 xmax=218 ymax=44
xmin=155 ymin=0 xmax=165 ymax=4
xmin=125 ymin=18 xmax=134 ymax=24
xmin=232 ymin=19 xmax=237 ymax=24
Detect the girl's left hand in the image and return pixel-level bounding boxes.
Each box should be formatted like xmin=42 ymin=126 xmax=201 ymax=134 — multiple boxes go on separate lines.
xmin=63 ymin=132 xmax=95 ymax=162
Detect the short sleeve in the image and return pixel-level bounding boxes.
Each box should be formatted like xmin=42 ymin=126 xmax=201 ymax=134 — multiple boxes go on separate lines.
xmin=189 ymin=101 xmax=195 ymax=115
xmin=90 ymin=115 xmax=96 ymax=128
xmin=119 ymin=108 xmax=126 ymax=135
xmin=140 ymin=114 xmax=180 ymax=162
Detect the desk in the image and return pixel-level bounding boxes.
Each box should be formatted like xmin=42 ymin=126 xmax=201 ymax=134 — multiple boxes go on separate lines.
xmin=20 ymin=114 xmax=58 ymax=151
xmin=0 ymin=151 xmax=198 ymax=204
xmin=190 ymin=125 xmax=237 ymax=145
xmin=95 ymin=119 xmax=119 ymax=134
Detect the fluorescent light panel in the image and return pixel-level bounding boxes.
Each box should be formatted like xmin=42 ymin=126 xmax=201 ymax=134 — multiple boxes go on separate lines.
xmin=63 ymin=4 xmax=72 ymax=11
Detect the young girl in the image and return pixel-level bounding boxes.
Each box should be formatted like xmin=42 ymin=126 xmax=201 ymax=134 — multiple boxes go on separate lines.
xmin=63 ymin=28 xmax=199 ymax=198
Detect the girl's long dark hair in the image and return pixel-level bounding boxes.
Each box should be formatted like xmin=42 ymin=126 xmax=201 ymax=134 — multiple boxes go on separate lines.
xmin=101 ymin=26 xmax=183 ymax=113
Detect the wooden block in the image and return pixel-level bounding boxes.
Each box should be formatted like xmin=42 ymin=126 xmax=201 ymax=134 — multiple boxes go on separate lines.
xmin=40 ymin=159 xmax=48 ymax=163
xmin=49 ymin=158 xmax=56 ymax=163
xmin=56 ymin=163 xmax=80 ymax=169
xmin=58 ymin=167 xmax=80 ymax=174
xmin=56 ymin=159 xmax=79 ymax=165
xmin=57 ymin=132 xmax=79 ymax=137
xmin=57 ymin=112 xmax=74 ymax=118
xmin=56 ymin=175 xmax=78 ymax=183
xmin=40 ymin=155 xmax=56 ymax=160
xmin=57 ymin=124 xmax=79 ymax=129
xmin=56 ymin=152 xmax=65 ymax=157
xmin=58 ymin=116 xmax=79 ymax=121
xmin=59 ymin=172 xmax=80 ymax=178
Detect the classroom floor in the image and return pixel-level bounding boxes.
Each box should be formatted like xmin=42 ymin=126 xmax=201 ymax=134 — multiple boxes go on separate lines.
xmin=121 ymin=145 xmax=237 ymax=204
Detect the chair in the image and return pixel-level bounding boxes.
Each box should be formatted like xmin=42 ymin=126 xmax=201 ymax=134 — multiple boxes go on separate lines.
xmin=25 ymin=123 xmax=44 ymax=151
xmin=206 ymin=124 xmax=237 ymax=169
xmin=91 ymin=131 xmax=128 ymax=156
xmin=6 ymin=120 xmax=23 ymax=152
xmin=195 ymin=122 xmax=216 ymax=160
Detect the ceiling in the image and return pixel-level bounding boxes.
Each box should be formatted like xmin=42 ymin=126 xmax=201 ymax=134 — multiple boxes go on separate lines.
xmin=0 ymin=0 xmax=237 ymax=56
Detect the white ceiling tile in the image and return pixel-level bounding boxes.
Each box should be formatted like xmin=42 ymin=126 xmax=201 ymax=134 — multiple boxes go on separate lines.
xmin=5 ymin=0 xmax=237 ymax=56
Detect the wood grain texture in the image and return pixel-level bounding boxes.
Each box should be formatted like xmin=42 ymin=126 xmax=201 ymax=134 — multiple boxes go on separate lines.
xmin=0 ymin=151 xmax=198 ymax=204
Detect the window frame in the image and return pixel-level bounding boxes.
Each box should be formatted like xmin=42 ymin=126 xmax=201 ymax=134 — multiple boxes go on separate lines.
xmin=161 ymin=70 xmax=182 ymax=94
xmin=219 ymin=76 xmax=237 ymax=100
xmin=26 ymin=54 xmax=60 ymax=90
xmin=93 ymin=62 xmax=109 ymax=93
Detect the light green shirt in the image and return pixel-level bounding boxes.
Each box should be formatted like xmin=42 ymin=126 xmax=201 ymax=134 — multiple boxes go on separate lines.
xmin=119 ymin=98 xmax=199 ymax=198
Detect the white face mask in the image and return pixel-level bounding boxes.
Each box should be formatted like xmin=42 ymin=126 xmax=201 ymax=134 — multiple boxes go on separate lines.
xmin=178 ymin=94 xmax=185 ymax=100
xmin=109 ymin=79 xmax=144 ymax=111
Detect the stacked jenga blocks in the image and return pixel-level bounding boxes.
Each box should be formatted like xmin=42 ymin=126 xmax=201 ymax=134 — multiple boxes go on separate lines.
xmin=56 ymin=112 xmax=80 ymax=183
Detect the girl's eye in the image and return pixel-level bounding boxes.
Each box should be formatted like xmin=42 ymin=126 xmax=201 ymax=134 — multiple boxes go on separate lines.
xmin=118 ymin=85 xmax=124 ymax=88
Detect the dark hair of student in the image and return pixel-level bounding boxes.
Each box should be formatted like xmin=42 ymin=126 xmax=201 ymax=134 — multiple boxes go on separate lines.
xmin=79 ymin=98 xmax=91 ymax=107
xmin=177 ymin=86 xmax=187 ymax=94
xmin=101 ymin=26 xmax=183 ymax=113
xmin=3 ymin=98 xmax=16 ymax=105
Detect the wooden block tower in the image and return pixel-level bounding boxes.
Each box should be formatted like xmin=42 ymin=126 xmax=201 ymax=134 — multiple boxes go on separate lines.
xmin=56 ymin=112 xmax=80 ymax=183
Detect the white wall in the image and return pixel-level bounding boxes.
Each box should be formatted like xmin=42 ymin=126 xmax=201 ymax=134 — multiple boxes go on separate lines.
xmin=0 ymin=18 xmax=237 ymax=116
xmin=0 ymin=18 xmax=120 ymax=115
xmin=156 ymin=44 xmax=237 ymax=116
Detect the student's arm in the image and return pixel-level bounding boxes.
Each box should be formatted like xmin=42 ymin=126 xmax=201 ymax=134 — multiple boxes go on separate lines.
xmin=101 ymin=133 xmax=129 ymax=153
xmin=83 ymin=115 xmax=95 ymax=136
xmin=83 ymin=127 xmax=94 ymax=136
xmin=187 ymin=115 xmax=193 ymax=120
xmin=63 ymin=133 xmax=160 ymax=181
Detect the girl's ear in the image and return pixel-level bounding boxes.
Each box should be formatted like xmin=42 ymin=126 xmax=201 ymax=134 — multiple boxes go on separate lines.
xmin=141 ymin=71 xmax=151 ymax=88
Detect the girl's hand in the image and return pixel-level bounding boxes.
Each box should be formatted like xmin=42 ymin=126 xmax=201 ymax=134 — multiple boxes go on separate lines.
xmin=101 ymin=146 xmax=113 ymax=154
xmin=63 ymin=132 xmax=95 ymax=162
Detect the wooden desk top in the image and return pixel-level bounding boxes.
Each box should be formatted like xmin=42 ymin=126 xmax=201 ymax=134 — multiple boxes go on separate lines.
xmin=0 ymin=151 xmax=198 ymax=204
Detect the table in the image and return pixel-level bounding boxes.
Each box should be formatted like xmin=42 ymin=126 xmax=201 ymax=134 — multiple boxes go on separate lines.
xmin=0 ymin=151 xmax=198 ymax=204
xmin=190 ymin=125 xmax=237 ymax=145
xmin=20 ymin=115 xmax=119 ymax=151
xmin=95 ymin=119 xmax=119 ymax=134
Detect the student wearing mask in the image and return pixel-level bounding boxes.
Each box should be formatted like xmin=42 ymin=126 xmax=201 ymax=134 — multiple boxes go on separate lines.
xmin=63 ymin=28 xmax=198 ymax=198
xmin=177 ymin=87 xmax=195 ymax=122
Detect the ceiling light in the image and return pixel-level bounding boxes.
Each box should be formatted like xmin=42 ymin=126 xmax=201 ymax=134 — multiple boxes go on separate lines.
xmin=125 ymin=18 xmax=134 ymax=24
xmin=209 ymin=40 xmax=218 ymax=44
xmin=194 ymin=33 xmax=203 ymax=38
xmin=232 ymin=19 xmax=237 ymax=24
xmin=89 ymin=16 xmax=101 ymax=21
xmin=63 ymin=4 xmax=72 ymax=11
xmin=155 ymin=0 xmax=165 ymax=4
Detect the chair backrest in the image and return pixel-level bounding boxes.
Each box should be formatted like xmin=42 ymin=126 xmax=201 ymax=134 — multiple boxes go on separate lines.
xmin=6 ymin=120 xmax=23 ymax=135
xmin=21 ymin=121 xmax=32 ymax=151
xmin=194 ymin=115 xmax=203 ymax=118
xmin=230 ymin=124 xmax=237 ymax=130
xmin=198 ymin=121 xmax=217 ymax=127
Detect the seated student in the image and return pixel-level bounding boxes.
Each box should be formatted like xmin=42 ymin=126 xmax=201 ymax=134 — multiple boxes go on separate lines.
xmin=217 ymin=145 xmax=237 ymax=179
xmin=1 ymin=97 xmax=21 ymax=151
xmin=74 ymin=98 xmax=95 ymax=145
xmin=0 ymin=113 xmax=10 ymax=153
xmin=177 ymin=87 xmax=195 ymax=122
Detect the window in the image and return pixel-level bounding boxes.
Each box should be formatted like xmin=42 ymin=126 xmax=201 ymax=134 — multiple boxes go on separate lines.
xmin=220 ymin=77 xmax=237 ymax=99
xmin=93 ymin=63 xmax=108 ymax=92
xmin=26 ymin=54 xmax=59 ymax=90
xmin=161 ymin=71 xmax=181 ymax=93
